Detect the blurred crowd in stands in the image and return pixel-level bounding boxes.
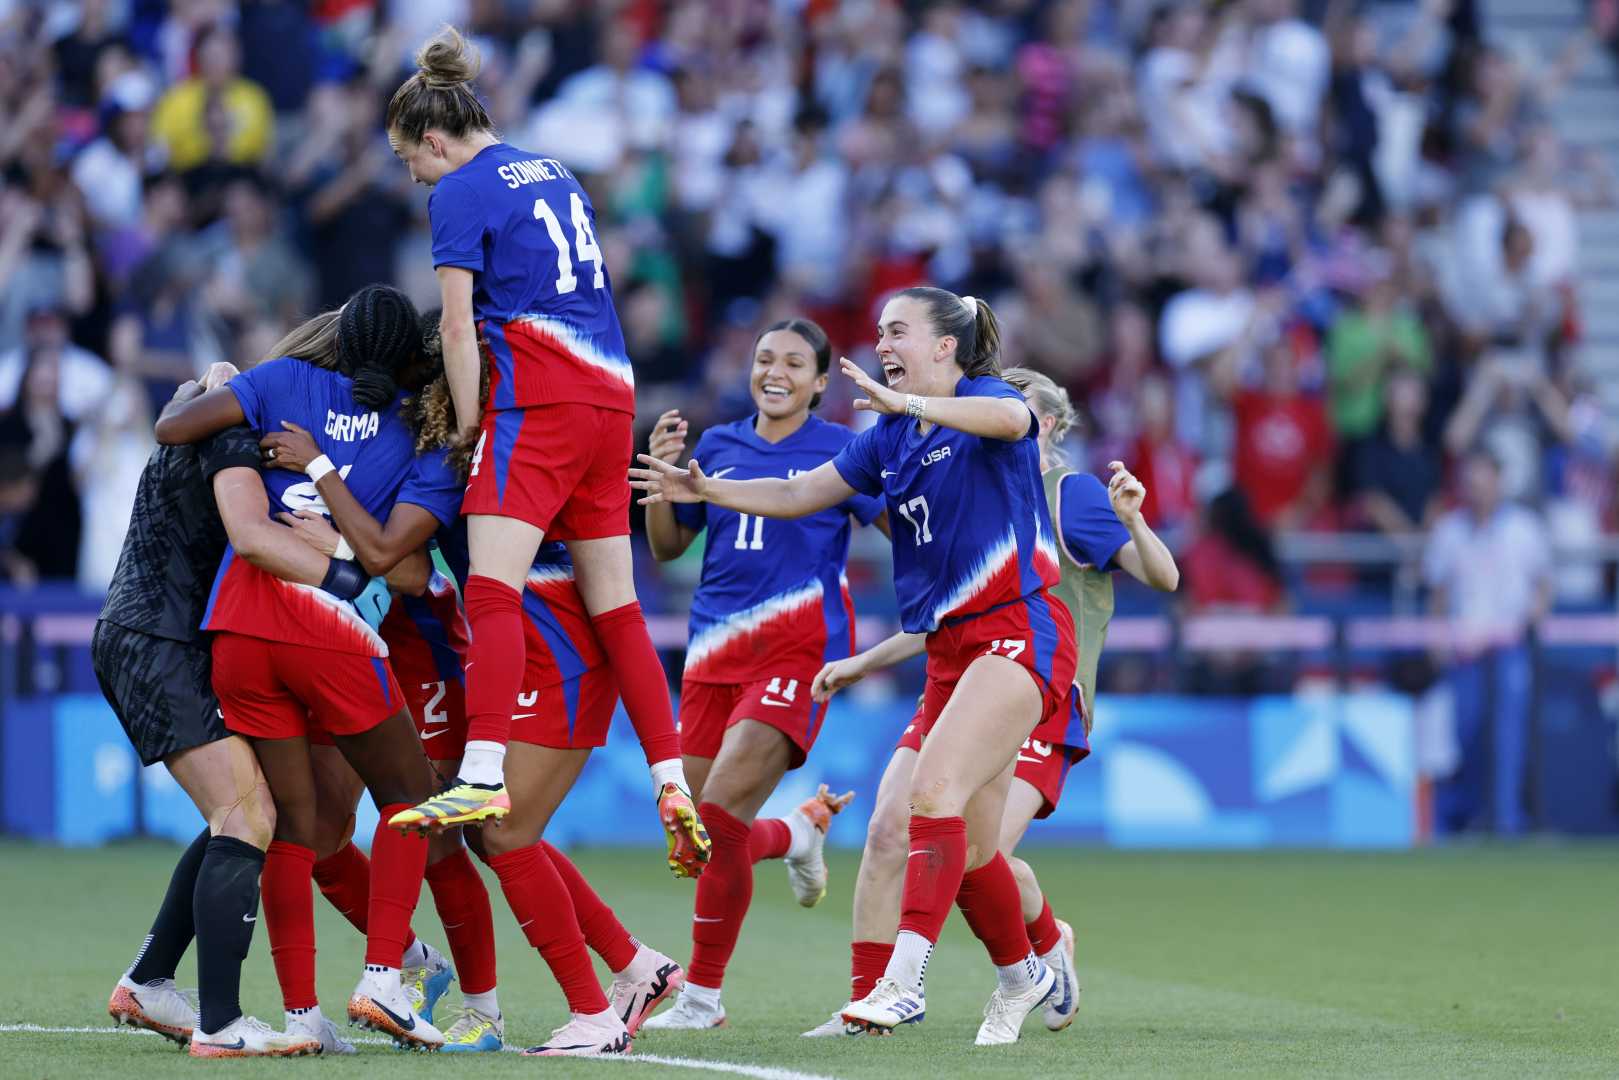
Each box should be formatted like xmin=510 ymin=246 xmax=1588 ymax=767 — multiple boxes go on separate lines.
xmin=0 ymin=0 xmax=1612 ymax=643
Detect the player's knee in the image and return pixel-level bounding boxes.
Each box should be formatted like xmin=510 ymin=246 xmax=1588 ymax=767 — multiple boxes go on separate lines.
xmin=906 ymin=774 xmax=961 ymax=819
xmin=863 ymin=804 xmax=910 ymax=867
xmin=213 ymin=780 xmax=275 ymax=850
xmin=311 ymin=812 xmax=355 ymax=861
xmin=1007 ymin=854 xmax=1036 ymax=892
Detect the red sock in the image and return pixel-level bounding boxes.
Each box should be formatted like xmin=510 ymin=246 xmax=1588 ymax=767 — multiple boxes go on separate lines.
xmin=687 ymin=803 xmax=754 ymax=990
xmin=589 ymin=602 xmax=681 ymax=764
xmin=462 ymin=576 xmax=526 ymax=748
xmin=364 ymin=806 xmax=428 ymax=968
xmin=488 ymin=846 xmax=608 ymax=1014
xmin=425 ymin=848 xmax=497 ymax=995
xmin=540 ymin=841 xmax=638 ymax=973
xmin=850 ymin=940 xmax=894 ymax=1001
xmin=956 ymin=854 xmax=1034 ymax=966
xmin=312 ymin=842 xmax=418 ymax=951
xmin=1026 ymin=898 xmax=1062 ymax=956
xmin=748 ymin=818 xmax=791 ymax=862
xmin=261 ymin=840 xmax=317 ymax=1011
xmin=897 ymin=814 xmax=968 ymax=944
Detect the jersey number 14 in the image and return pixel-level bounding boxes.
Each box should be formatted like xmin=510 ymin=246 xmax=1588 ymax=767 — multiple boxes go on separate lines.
xmin=533 ymin=193 xmax=605 ymax=294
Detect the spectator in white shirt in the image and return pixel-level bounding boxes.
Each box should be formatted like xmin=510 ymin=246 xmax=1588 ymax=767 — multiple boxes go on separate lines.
xmin=1423 ymin=448 xmax=1553 ymax=836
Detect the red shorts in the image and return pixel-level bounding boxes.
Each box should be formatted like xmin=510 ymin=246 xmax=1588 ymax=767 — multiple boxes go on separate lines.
xmin=678 ymin=673 xmax=824 ymax=770
xmin=400 ymin=671 xmax=467 ymax=763
xmin=213 ymin=633 xmax=404 ymax=742
xmin=462 ymin=402 xmax=632 ymax=539
xmin=511 ymin=666 xmax=619 ymax=749
xmin=896 ymin=702 xmax=1086 ymax=820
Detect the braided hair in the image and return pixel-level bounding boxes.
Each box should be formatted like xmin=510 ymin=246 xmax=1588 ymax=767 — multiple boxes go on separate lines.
xmin=335 ymin=284 xmax=421 ymax=409
xmin=404 ymin=308 xmax=490 ymax=480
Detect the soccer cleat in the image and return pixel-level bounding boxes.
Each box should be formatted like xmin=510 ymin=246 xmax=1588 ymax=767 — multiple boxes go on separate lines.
xmin=1042 ymin=919 xmax=1080 ymax=1031
xmin=974 ymin=961 xmax=1058 ymax=1046
xmin=285 ymin=1010 xmax=355 ymax=1054
xmin=347 ymin=977 xmax=445 ymax=1050
xmin=784 ymin=783 xmax=853 ymax=907
xmin=388 ymin=782 xmax=510 ymax=833
xmin=657 ymin=782 xmax=711 ymax=878
xmin=108 ymin=975 xmax=196 ymax=1044
xmin=608 ymin=949 xmax=686 ymax=1035
xmin=402 ymin=941 xmax=455 ymax=1024
xmin=439 ymin=1006 xmax=504 ymax=1053
xmin=841 ymin=977 xmax=925 ymax=1032
xmin=189 ymin=1015 xmax=320 ymax=1058
xmin=639 ymin=989 xmax=726 ymax=1030
xmin=801 ymin=1011 xmax=877 ymax=1038
xmin=521 ymin=1011 xmax=633 ymax=1056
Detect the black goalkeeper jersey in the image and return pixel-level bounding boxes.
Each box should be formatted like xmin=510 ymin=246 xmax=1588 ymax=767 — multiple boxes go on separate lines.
xmin=98 ymin=425 xmax=263 ymax=643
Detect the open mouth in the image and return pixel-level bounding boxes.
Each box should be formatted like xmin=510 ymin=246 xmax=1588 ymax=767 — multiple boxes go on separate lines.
xmin=760 ymin=384 xmax=791 ymax=400
xmin=882 ymin=361 xmax=905 ymax=384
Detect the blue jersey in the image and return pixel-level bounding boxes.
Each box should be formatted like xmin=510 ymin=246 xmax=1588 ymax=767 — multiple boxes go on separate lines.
xmin=429 ymin=143 xmax=633 ymax=414
xmin=202 ymin=357 xmax=419 ymax=656
xmin=674 ymin=415 xmax=883 ymax=683
xmin=1057 ymin=473 xmax=1130 ymax=569
xmin=833 ymin=375 xmax=1059 ymax=634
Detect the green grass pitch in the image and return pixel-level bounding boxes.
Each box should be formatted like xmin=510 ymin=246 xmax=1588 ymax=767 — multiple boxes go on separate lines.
xmin=3 ymin=840 xmax=1615 ymax=1078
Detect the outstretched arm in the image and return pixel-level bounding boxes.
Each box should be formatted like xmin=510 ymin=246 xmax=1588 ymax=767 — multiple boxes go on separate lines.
xmin=155 ymin=383 xmax=246 ymax=445
xmin=644 ymin=409 xmax=701 ymax=561
xmin=631 ymin=456 xmax=857 ymax=520
xmin=212 ymin=467 xmax=331 ymax=587
xmin=840 ymin=357 xmax=1032 ymax=442
xmin=811 ymin=631 xmax=927 ymax=703
xmin=1106 ymin=462 xmax=1179 ymax=592
xmin=259 ymin=421 xmax=444 ymax=576
xmin=438 ymin=266 xmax=482 ymax=444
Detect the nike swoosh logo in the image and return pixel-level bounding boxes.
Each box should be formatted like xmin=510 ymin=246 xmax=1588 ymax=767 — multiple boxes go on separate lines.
xmin=242 ymin=913 xmax=256 ymax=923
xmin=216 ymin=709 xmax=225 ymax=719
xmin=207 ymin=1037 xmax=247 ymax=1050
xmin=372 ymin=997 xmax=416 ymax=1032
xmin=907 ymin=850 xmax=931 ymax=859
xmin=1015 ymin=755 xmax=1040 ymax=764
xmin=709 ymin=467 xmax=736 ymax=479
xmin=760 ymin=698 xmax=793 ymax=708
xmin=881 ymin=470 xmax=894 ymax=478
xmin=512 ymin=713 xmax=537 ymax=720
xmin=693 ymin=915 xmax=724 ymax=923
xmin=421 ymin=730 xmax=447 ymax=740
xmin=519 ymin=919 xmax=534 ymax=929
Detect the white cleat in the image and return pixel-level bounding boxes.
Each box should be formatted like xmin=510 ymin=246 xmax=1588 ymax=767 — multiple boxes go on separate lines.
xmin=285 ymin=1010 xmax=355 ymax=1054
xmin=639 ymin=989 xmax=726 ymax=1030
xmin=1042 ymin=919 xmax=1081 ymax=1031
xmin=347 ymin=975 xmax=445 ymax=1050
xmin=608 ymin=947 xmax=686 ymax=1035
xmin=784 ymin=785 xmax=852 ymax=908
xmin=189 ymin=1015 xmax=320 ymax=1058
xmin=801 ymin=1010 xmax=874 ymax=1037
xmin=521 ymin=1010 xmax=632 ymax=1056
xmin=108 ymin=975 xmax=197 ymax=1044
xmin=841 ymin=977 xmax=925 ymax=1032
xmin=975 ymin=962 xmax=1058 ymax=1046
xmin=439 ymin=1006 xmax=504 ymax=1052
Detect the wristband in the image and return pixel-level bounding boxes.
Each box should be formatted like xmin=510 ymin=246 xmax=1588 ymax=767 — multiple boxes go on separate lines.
xmin=305 ymin=454 xmax=336 ymax=483
xmin=319 ymin=557 xmax=368 ymax=600
xmin=905 ymin=394 xmax=927 ymax=419
xmin=333 ymin=535 xmax=354 ymax=561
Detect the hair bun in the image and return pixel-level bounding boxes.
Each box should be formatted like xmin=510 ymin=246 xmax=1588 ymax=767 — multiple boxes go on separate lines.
xmin=352 ymin=367 xmax=399 ymax=410
xmin=416 ymin=25 xmax=480 ymax=89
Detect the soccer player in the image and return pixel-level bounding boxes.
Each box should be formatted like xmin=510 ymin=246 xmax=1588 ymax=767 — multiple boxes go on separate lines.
xmin=383 ymin=27 xmax=704 ymax=874
xmin=637 ymin=318 xmax=881 ymax=1031
xmin=99 ymin=360 xmax=383 ymax=1058
xmin=266 ymin=328 xmax=686 ymax=1056
xmin=633 ymin=287 xmax=1077 ymax=1043
xmin=154 ymin=285 xmax=452 ymax=1050
xmin=802 ymin=367 xmax=1180 ymax=1040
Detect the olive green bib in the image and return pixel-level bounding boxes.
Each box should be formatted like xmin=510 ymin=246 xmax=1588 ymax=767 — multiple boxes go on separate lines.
xmin=1042 ymin=467 xmax=1116 ymax=733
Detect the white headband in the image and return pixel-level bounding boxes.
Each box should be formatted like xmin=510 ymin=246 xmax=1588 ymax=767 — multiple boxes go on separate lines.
xmin=962 ymin=295 xmax=978 ymax=316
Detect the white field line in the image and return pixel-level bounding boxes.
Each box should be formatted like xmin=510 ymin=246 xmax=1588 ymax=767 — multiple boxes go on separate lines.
xmin=0 ymin=1025 xmax=843 ymax=1080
